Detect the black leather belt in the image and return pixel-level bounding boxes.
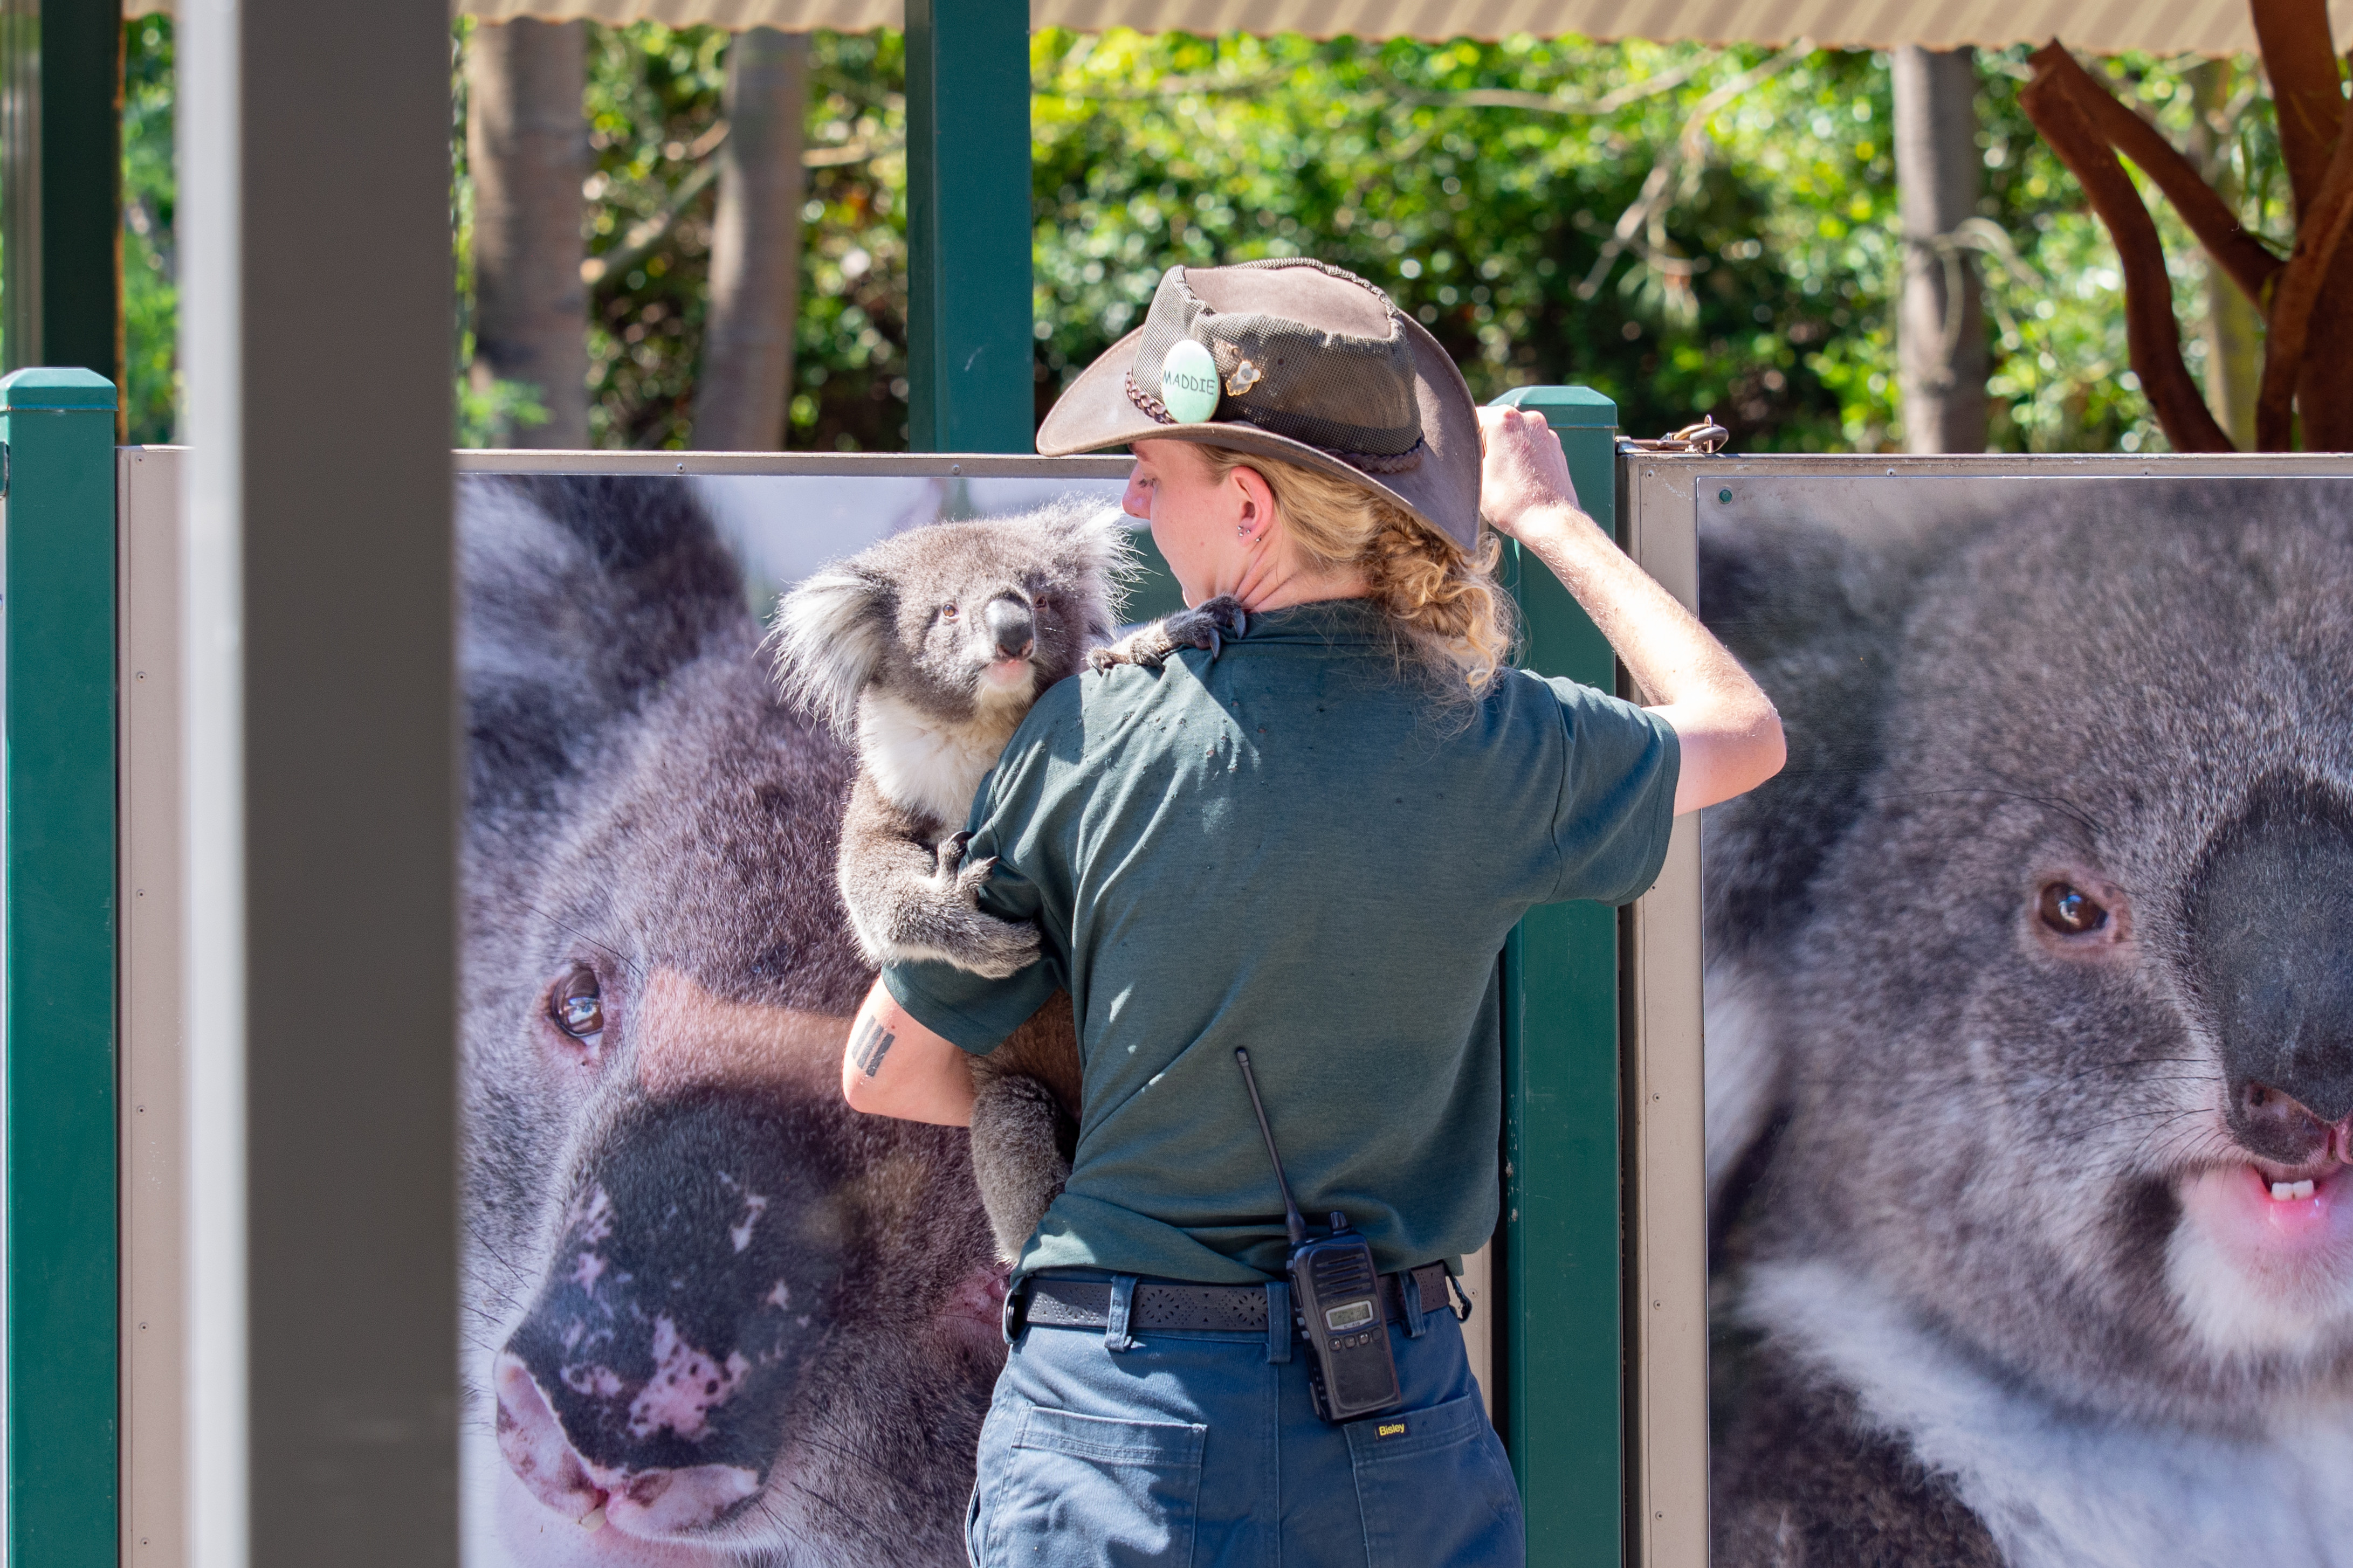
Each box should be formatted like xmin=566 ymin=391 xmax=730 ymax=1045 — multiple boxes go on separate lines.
xmin=1009 ymin=1262 xmax=1454 ymax=1338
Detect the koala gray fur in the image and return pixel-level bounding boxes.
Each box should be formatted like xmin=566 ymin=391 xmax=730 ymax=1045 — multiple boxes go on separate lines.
xmin=459 ymin=475 xmax=1009 ymax=1565
xmin=1702 ymin=479 xmax=2353 ymax=1567
xmin=772 ymin=504 xmax=1246 ymax=1261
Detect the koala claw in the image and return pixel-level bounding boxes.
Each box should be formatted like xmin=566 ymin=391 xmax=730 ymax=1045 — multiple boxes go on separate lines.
xmin=1088 ymin=595 xmax=1251 ymax=672
xmin=935 ymin=830 xmax=974 ymax=878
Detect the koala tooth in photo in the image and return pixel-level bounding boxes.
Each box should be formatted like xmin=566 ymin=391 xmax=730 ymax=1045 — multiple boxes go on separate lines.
xmin=1702 ymin=480 xmax=2353 ymax=1568
xmin=771 ymin=506 xmax=1246 ymax=1263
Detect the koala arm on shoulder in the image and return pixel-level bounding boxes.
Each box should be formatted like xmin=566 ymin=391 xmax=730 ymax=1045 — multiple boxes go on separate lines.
xmin=1478 ymin=404 xmax=1785 ymax=814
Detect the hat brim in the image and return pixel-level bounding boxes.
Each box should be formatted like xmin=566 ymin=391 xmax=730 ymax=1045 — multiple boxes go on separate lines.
xmin=1036 ymin=313 xmax=1484 ymax=551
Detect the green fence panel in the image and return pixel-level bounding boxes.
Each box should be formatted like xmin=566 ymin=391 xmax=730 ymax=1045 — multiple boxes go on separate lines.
xmin=904 ymin=0 xmax=1033 ymax=454
xmin=1489 ymin=384 xmax=1624 ymax=1565
xmin=1 ymin=367 xmax=119 ymax=1564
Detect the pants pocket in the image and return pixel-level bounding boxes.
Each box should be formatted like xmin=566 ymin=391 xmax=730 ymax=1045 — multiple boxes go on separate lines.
xmin=980 ymin=1404 xmax=1208 ymax=1568
xmin=1348 ymin=1392 xmax=1525 ymax=1568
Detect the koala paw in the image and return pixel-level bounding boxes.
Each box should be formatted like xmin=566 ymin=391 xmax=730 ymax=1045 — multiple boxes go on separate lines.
xmin=1087 ymin=596 xmax=1250 ymax=671
xmin=940 ymin=904 xmax=1043 ymax=979
xmin=919 ymin=838 xmax=1041 ymax=978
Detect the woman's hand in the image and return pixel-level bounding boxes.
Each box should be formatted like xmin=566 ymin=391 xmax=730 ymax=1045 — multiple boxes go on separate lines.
xmin=1477 ymin=404 xmax=1590 ymax=540
xmin=1475 ymin=404 xmax=1785 ymax=815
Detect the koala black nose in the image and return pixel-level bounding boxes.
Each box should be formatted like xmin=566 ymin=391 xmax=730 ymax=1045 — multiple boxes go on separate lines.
xmin=984 ymin=596 xmax=1035 ymax=660
xmin=2188 ymin=775 xmax=2353 ymax=1157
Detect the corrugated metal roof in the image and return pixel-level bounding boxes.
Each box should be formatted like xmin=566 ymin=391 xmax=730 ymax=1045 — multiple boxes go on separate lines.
xmin=127 ymin=0 xmax=2348 ymax=54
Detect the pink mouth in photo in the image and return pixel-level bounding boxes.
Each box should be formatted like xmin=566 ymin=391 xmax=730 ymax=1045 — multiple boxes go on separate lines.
xmin=2179 ymin=1158 xmax=2353 ymax=1272
xmin=983 ymin=657 xmax=1032 ymax=686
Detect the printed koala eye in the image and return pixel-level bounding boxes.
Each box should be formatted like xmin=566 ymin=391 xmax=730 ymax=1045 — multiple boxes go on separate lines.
xmin=553 ymin=965 xmax=604 ymax=1039
xmin=2036 ymin=881 xmax=2110 ymax=936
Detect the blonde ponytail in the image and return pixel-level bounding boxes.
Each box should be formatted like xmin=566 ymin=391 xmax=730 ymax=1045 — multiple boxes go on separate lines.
xmin=1197 ymin=448 xmax=1517 ymax=700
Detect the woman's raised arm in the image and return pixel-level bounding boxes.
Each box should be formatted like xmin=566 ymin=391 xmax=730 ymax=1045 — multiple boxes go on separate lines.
xmin=1478 ymin=403 xmax=1785 ymax=815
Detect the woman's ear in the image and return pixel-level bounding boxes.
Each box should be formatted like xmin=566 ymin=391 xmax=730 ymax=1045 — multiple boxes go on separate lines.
xmin=1230 ymin=463 xmax=1278 ymax=541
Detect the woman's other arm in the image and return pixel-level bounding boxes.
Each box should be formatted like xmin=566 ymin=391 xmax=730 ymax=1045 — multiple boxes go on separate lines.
xmin=841 ymin=976 xmax=976 ymax=1125
xmin=1477 ymin=403 xmax=1785 ymax=815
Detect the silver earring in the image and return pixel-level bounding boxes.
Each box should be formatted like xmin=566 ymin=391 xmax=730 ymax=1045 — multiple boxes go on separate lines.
xmin=1236 ymin=525 xmax=1249 ymax=538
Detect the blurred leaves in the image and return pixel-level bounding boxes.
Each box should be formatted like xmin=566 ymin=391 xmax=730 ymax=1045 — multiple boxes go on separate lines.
xmin=119 ymin=21 xmax=2287 ymax=455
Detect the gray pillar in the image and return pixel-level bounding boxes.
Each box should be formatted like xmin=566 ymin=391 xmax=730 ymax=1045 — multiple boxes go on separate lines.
xmin=694 ymin=28 xmax=808 ymax=451
xmin=1894 ymin=46 xmax=1987 ymax=453
xmin=466 ymin=18 xmax=589 ymax=447
xmin=181 ymin=0 xmax=458 ymax=1561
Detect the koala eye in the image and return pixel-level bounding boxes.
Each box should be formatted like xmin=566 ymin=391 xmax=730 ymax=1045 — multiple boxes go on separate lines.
xmin=939 ymin=602 xmax=959 ymax=623
xmin=552 ymin=965 xmax=604 ymax=1039
xmin=2038 ymin=882 xmax=2109 ymax=936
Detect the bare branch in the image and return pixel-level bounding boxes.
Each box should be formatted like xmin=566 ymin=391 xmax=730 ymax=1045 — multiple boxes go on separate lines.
xmin=581 ymin=161 xmax=720 ymax=287
xmin=2019 ymin=66 xmax=2234 ymax=451
xmin=1576 ymin=40 xmax=1813 ymax=301
xmin=1377 ymin=51 xmax=1723 ymax=116
xmin=2255 ymin=95 xmax=2353 ymax=447
xmin=2027 ymin=43 xmax=2282 ymax=307
xmin=2249 ymin=0 xmax=2345 ymax=220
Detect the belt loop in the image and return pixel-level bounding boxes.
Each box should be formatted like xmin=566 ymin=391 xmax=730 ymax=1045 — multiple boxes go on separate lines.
xmin=1400 ymin=1270 xmax=1429 ymax=1339
xmin=1264 ymin=1281 xmax=1292 ymax=1364
xmin=1105 ymin=1275 xmax=1139 ymax=1352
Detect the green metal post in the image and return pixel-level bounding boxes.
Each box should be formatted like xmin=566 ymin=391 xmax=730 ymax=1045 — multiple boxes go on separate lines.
xmin=1489 ymin=384 xmax=1623 ymax=1564
xmin=903 ymin=0 xmax=1033 ymax=453
xmin=0 ymin=365 xmax=119 ymax=1565
xmin=0 ymin=0 xmax=125 ymax=387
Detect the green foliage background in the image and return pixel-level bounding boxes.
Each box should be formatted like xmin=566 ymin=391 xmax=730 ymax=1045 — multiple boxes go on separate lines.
xmin=114 ymin=19 xmax=2283 ymax=453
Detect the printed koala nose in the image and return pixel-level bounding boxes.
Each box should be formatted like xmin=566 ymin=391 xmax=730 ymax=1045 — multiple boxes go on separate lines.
xmin=499 ymin=1092 xmax=847 ymax=1503
xmin=985 ymin=596 xmax=1035 ymax=659
xmin=2189 ymin=775 xmax=2353 ymax=1148
xmin=494 ymin=1350 xmax=763 ymax=1538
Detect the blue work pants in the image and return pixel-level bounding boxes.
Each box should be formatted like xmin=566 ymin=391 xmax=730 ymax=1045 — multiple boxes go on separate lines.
xmin=967 ymin=1274 xmax=1524 ymax=1567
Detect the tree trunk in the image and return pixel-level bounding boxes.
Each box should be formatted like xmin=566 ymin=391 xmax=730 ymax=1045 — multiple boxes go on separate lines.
xmin=466 ymin=19 xmax=588 ymax=448
xmin=694 ymin=29 xmax=808 ymax=452
xmin=1894 ymin=46 xmax=1988 ymax=453
xmin=2185 ymin=60 xmax=2262 ymax=448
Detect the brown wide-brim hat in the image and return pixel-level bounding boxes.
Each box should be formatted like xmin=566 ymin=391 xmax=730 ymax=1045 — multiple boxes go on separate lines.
xmin=1037 ymin=258 xmax=1484 ymax=550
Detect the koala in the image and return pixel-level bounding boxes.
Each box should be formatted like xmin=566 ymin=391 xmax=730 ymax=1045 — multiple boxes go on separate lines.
xmin=1701 ymin=479 xmax=2353 ymax=1568
xmin=772 ymin=502 xmax=1246 ymax=1260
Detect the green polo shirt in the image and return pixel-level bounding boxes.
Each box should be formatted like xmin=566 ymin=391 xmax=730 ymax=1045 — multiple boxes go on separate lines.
xmin=882 ymin=598 xmax=1678 ymax=1284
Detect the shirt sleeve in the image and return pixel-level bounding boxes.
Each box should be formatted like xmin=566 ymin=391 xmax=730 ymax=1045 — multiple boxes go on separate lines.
xmin=1543 ymin=677 xmax=1682 ymax=907
xmin=877 ymin=703 xmax=1070 ymax=1056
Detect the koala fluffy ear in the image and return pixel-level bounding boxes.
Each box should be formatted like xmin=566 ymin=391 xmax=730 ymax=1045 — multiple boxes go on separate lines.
xmin=1053 ymin=504 xmax=1141 ymax=637
xmin=770 ymin=562 xmax=891 ymax=740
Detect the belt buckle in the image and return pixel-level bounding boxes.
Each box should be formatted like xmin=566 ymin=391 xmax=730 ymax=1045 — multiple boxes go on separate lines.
xmin=1001 ymin=1280 xmax=1029 ymax=1344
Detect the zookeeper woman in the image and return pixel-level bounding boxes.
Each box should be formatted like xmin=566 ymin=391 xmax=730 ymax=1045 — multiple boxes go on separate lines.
xmin=841 ymin=258 xmax=1785 ymax=1566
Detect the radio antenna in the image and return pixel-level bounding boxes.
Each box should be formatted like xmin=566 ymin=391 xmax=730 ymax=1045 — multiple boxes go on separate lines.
xmin=1234 ymin=1048 xmax=1306 ymax=1246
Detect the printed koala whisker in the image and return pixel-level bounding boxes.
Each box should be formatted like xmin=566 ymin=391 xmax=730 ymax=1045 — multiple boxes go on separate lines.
xmin=519 ymin=900 xmax=650 ymax=987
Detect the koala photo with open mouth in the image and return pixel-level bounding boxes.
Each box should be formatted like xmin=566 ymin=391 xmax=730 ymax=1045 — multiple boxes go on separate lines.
xmin=1701 ymin=476 xmax=2353 ymax=1568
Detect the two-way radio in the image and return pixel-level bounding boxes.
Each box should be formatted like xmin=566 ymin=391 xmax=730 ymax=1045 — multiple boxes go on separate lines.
xmin=1234 ymin=1048 xmax=1402 ymax=1422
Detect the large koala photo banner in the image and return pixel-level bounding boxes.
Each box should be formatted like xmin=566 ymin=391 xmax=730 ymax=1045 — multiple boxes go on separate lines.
xmin=455 ymin=463 xmax=1129 ymax=1567
xmin=1690 ymin=465 xmax=2353 ymax=1568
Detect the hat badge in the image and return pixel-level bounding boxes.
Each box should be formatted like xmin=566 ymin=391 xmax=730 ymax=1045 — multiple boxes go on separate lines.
xmin=1158 ymin=339 xmax=1221 ymax=423
xmin=1225 ymin=359 xmax=1263 ymax=396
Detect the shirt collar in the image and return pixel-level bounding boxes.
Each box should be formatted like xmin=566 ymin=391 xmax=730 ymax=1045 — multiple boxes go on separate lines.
xmin=1233 ymin=597 xmax=1393 ymax=648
